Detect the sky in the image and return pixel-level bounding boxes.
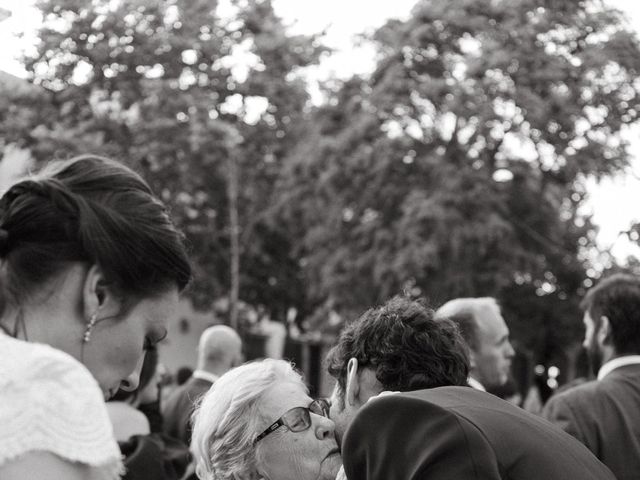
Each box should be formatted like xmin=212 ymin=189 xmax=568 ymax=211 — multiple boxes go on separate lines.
xmin=0 ymin=0 xmax=639 ymax=261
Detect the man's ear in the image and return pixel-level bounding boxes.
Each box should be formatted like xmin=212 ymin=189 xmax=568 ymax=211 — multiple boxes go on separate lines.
xmin=598 ymin=316 xmax=612 ymax=345
xmin=468 ymin=349 xmax=477 ymax=370
xmin=82 ymin=264 xmax=118 ymax=320
xmin=345 ymin=357 xmax=360 ymax=407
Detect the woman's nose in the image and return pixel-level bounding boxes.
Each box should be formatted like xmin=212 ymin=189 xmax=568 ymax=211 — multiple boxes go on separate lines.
xmin=119 ymin=355 xmax=144 ymax=392
xmin=119 ymin=371 xmax=140 ymax=392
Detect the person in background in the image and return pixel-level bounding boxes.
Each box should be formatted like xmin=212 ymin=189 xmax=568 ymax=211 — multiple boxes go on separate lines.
xmin=0 ymin=155 xmax=191 ymax=480
xmin=435 ymin=297 xmax=515 ymax=392
xmin=543 ymin=273 xmax=640 ymax=480
xmin=163 ymin=324 xmax=243 ymax=446
xmin=326 ymin=296 xmax=615 ymax=480
xmin=191 ymin=359 xmax=341 ymax=480
xmin=176 ymin=366 xmax=194 ymax=386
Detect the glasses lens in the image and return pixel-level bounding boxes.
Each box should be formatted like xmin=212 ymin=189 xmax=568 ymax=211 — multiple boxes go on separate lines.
xmin=310 ymin=399 xmax=330 ymax=417
xmin=281 ymin=407 xmax=311 ymax=432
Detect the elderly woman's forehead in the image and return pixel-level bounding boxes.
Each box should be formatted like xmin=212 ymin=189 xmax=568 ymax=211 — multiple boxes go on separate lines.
xmin=258 ymin=380 xmax=310 ymax=417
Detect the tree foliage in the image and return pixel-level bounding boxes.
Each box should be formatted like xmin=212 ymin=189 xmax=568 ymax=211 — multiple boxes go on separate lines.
xmin=275 ymin=0 xmax=640 ymax=360
xmin=3 ymin=0 xmax=640 ymax=365
xmin=3 ymin=0 xmax=325 ymax=314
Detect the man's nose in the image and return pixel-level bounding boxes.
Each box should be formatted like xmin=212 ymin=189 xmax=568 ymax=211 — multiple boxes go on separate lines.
xmin=315 ymin=414 xmax=336 ymax=440
xmin=505 ymin=341 xmax=515 ymax=358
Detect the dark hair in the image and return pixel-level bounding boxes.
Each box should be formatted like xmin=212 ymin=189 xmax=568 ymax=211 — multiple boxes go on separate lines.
xmin=0 ymin=155 xmax=191 ymax=314
xmin=325 ymin=296 xmax=469 ymax=394
xmin=581 ymin=273 xmax=640 ymax=355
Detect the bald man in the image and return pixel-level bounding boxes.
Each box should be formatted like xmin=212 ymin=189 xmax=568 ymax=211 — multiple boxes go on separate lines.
xmin=162 ymin=325 xmax=243 ymax=445
xmin=436 ymin=297 xmax=515 ymax=392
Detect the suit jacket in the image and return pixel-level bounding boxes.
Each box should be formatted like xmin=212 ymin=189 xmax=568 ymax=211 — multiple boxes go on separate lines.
xmin=342 ymin=386 xmax=614 ymax=480
xmin=542 ymin=364 xmax=640 ymax=480
xmin=162 ymin=377 xmax=212 ymax=446
xmin=119 ymin=433 xmax=190 ymax=480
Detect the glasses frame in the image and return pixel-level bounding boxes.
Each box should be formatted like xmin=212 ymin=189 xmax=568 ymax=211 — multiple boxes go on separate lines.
xmin=254 ymin=398 xmax=330 ymax=444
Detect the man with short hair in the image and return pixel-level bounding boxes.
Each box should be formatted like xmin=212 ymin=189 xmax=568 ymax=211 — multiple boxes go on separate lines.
xmin=435 ymin=297 xmax=515 ymax=391
xmin=327 ymin=296 xmax=614 ymax=480
xmin=162 ymin=325 xmax=243 ymax=445
xmin=543 ymin=274 xmax=640 ymax=480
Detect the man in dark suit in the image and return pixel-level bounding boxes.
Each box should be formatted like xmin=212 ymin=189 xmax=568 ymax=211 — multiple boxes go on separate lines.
xmin=325 ymin=296 xmax=615 ymax=480
xmin=543 ymin=274 xmax=640 ymax=480
xmin=162 ymin=325 xmax=243 ymax=446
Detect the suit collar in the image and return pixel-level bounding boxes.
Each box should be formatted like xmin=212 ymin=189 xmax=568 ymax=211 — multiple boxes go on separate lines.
xmin=467 ymin=376 xmax=486 ymax=391
xmin=597 ymin=355 xmax=640 ymax=381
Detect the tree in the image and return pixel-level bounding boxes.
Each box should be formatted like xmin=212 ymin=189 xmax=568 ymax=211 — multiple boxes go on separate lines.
xmin=2 ymin=0 xmax=325 ymax=319
xmin=275 ymin=0 xmax=640 ymax=362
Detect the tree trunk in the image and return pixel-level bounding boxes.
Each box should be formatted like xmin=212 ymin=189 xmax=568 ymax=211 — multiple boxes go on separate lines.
xmin=227 ymin=153 xmax=240 ymax=330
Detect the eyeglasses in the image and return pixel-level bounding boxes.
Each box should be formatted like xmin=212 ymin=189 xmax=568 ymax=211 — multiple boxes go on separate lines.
xmin=254 ymin=398 xmax=330 ymax=444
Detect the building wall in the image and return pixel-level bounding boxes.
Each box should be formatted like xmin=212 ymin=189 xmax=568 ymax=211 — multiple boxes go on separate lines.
xmin=158 ymin=298 xmax=222 ymax=374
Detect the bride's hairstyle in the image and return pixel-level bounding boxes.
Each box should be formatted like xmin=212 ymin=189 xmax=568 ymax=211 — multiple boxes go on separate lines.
xmin=0 ymin=154 xmax=191 ymax=323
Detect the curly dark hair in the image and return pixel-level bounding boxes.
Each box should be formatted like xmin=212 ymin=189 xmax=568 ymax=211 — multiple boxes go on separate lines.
xmin=325 ymin=296 xmax=469 ymax=395
xmin=581 ymin=273 xmax=640 ymax=355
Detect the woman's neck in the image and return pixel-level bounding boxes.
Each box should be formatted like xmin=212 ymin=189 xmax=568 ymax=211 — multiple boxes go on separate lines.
xmin=1 ymin=302 xmax=75 ymax=347
xmin=0 ymin=307 xmax=26 ymax=339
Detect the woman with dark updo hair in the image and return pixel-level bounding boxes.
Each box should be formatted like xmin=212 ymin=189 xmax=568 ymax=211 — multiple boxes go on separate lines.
xmin=0 ymin=155 xmax=191 ymax=480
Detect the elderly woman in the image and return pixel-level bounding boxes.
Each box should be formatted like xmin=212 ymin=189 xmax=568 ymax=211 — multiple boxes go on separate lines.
xmin=191 ymin=359 xmax=342 ymax=480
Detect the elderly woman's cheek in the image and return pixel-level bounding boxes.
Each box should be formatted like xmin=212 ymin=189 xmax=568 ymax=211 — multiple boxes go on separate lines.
xmin=260 ymin=436 xmax=322 ymax=480
xmin=289 ymin=440 xmax=320 ymax=480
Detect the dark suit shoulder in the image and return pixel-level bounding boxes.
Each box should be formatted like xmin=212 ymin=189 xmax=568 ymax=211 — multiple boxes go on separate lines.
xmin=343 ymin=391 xmax=503 ymax=480
xmin=546 ymin=374 xmax=631 ymax=411
xmin=165 ymin=377 xmax=211 ymax=406
xmin=355 ymin=391 xmax=464 ymax=426
xmin=551 ymin=365 xmax=640 ymax=404
xmin=162 ymin=376 xmax=213 ymax=445
xmin=547 ymin=379 xmax=600 ymax=405
xmin=409 ymin=387 xmax=615 ymax=480
xmin=544 ymin=366 xmax=640 ymax=480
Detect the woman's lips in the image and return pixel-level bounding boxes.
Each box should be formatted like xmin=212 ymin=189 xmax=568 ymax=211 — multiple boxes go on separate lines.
xmin=324 ymin=448 xmax=339 ymax=460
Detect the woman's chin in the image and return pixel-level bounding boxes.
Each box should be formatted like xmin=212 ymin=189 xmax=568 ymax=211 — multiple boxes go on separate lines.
xmin=316 ymin=452 xmax=342 ymax=480
xmin=103 ymin=387 xmax=116 ymax=401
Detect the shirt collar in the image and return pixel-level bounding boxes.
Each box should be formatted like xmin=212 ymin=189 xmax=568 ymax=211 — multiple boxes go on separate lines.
xmin=467 ymin=376 xmax=486 ymax=391
xmin=597 ymin=355 xmax=640 ymax=381
xmin=192 ymin=370 xmax=219 ymax=384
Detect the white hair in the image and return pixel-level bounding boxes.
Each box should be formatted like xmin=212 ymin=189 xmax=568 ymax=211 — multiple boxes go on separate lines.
xmin=436 ymin=297 xmax=499 ymax=318
xmin=191 ymin=358 xmax=307 ymax=480
xmin=435 ymin=297 xmax=501 ymax=350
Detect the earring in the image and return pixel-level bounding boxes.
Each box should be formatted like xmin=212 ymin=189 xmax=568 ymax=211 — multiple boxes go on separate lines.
xmin=83 ymin=312 xmax=98 ymax=343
